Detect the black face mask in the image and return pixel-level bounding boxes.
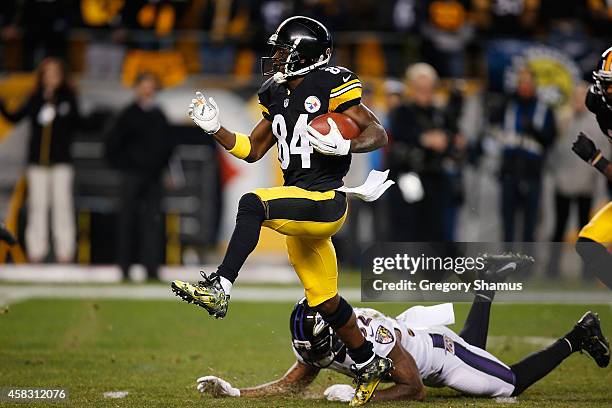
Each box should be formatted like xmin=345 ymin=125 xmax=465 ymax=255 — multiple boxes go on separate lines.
xmin=293 ymin=328 xmax=345 ymax=368
xmin=601 ymin=81 xmax=612 ymax=104
xmin=261 ymin=44 xmax=299 ymax=78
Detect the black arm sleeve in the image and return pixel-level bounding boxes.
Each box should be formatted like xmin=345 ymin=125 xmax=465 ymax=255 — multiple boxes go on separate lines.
xmin=585 ymin=85 xmax=600 ymax=115
xmin=0 ymin=95 xmax=34 ymax=123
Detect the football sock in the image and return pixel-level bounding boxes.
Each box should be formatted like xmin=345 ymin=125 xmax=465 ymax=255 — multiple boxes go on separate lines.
xmin=318 ymin=297 xmax=353 ymax=330
xmin=576 ymin=237 xmax=612 ymax=289
xmin=510 ymin=338 xmax=574 ymax=396
xmin=217 ymin=193 xmax=265 ymax=283
xmin=218 ymin=276 xmax=233 ymax=295
xmin=562 ymin=324 xmax=588 ymax=352
xmin=475 ymin=289 xmax=495 ymax=302
xmin=348 ymin=340 xmax=375 ymax=366
xmin=459 ymin=296 xmax=492 ymax=349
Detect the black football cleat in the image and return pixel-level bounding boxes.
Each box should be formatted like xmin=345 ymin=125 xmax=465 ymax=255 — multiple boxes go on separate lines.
xmin=575 ymin=311 xmax=610 ymax=368
xmin=479 ymin=252 xmax=535 ymax=283
xmin=349 ymin=355 xmax=394 ymax=406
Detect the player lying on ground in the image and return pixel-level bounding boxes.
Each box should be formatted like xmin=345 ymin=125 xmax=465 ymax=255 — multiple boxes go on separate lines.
xmin=171 ymin=16 xmax=393 ymax=406
xmin=197 ymin=254 xmax=610 ymax=402
xmin=572 ymin=45 xmax=612 ymax=289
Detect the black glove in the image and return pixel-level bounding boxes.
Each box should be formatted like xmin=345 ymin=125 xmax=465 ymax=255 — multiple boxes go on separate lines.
xmin=572 ymin=132 xmax=611 ymax=173
xmin=0 ymin=223 xmax=16 ymax=245
xmin=572 ymin=132 xmax=597 ymax=163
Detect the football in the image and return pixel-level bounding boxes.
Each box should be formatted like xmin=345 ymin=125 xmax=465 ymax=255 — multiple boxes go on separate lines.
xmin=309 ymin=112 xmax=361 ymax=140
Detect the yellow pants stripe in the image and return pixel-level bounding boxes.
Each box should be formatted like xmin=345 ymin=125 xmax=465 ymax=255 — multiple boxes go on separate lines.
xmin=253 ymin=186 xmax=335 ymax=202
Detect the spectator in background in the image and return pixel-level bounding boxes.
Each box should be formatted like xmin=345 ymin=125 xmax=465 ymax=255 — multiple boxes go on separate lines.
xmin=547 ymin=83 xmax=599 ymax=278
xmin=0 ymin=57 xmax=79 ymax=262
xmin=472 ymin=0 xmax=540 ymax=39
xmin=586 ymin=0 xmax=612 ymax=42
xmin=197 ymin=0 xmax=244 ymax=74
xmin=378 ymin=0 xmax=422 ymax=77
xmin=79 ymin=0 xmax=128 ymax=79
xmin=2 ymin=0 xmax=74 ymax=70
xmin=491 ymin=67 xmax=556 ymax=242
xmin=105 ymin=73 xmax=173 ymax=281
xmin=249 ymin=0 xmax=293 ymax=56
xmin=387 ymin=63 xmax=464 ymax=241
xmin=421 ymin=0 xmax=474 ymax=78
xmin=383 ymin=79 xmax=406 ymax=117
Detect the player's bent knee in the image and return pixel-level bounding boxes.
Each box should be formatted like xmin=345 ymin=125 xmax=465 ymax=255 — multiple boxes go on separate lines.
xmin=316 ymin=296 xmax=353 ymax=330
xmin=576 ymin=237 xmax=603 ymax=261
xmin=237 ymin=193 xmax=265 ymax=219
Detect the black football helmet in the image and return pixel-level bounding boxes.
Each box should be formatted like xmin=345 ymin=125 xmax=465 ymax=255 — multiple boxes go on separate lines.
xmin=262 ymin=16 xmax=332 ymax=83
xmin=290 ymin=298 xmax=345 ymax=368
xmin=593 ymin=46 xmax=612 ymax=109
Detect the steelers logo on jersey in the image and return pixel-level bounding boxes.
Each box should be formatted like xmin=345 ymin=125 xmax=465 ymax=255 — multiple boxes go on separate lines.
xmin=375 ymin=325 xmax=394 ymax=344
xmin=304 ymin=95 xmax=321 ymax=113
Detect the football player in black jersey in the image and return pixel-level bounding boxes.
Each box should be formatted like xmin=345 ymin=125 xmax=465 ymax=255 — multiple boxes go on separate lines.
xmin=572 ymin=47 xmax=612 ymax=289
xmin=171 ymin=16 xmax=392 ymax=406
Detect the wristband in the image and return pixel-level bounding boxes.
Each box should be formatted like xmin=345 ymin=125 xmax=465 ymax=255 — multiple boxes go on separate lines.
xmin=592 ymin=151 xmax=610 ymax=173
xmin=227 ymin=132 xmax=252 ymax=160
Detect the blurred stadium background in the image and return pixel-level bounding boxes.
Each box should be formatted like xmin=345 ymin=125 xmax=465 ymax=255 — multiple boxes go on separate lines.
xmin=0 ymin=2 xmax=611 ymax=407
xmin=1 ymin=0 xmax=612 ymax=287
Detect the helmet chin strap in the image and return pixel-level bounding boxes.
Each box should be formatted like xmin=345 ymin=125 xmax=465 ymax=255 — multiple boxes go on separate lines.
xmin=273 ymin=55 xmax=332 ymax=84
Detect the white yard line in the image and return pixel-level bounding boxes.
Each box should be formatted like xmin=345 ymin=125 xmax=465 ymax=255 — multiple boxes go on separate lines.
xmin=0 ymin=284 xmax=609 ymax=307
xmin=0 ymin=285 xmax=360 ymax=307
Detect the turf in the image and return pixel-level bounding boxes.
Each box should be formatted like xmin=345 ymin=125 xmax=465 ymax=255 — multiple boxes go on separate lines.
xmin=0 ymin=299 xmax=610 ymax=407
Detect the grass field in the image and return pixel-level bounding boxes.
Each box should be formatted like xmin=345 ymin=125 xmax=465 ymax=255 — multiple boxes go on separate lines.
xmin=1 ymin=298 xmax=611 ymax=407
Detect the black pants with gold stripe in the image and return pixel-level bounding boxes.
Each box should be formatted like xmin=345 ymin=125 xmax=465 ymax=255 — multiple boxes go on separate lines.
xmin=576 ymin=201 xmax=612 ymax=289
xmin=218 ymin=186 xmax=347 ymax=306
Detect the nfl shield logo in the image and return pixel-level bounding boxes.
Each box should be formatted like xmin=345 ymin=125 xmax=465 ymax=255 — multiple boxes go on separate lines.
xmin=284 ymin=99 xmax=289 ymax=108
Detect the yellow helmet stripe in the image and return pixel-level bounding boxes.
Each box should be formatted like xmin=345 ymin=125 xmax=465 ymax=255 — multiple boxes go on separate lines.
xmin=605 ymin=50 xmax=612 ymax=71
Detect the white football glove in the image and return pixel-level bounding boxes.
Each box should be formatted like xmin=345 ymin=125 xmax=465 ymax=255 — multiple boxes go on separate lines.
xmin=196 ymin=376 xmax=240 ymax=397
xmin=188 ymin=92 xmax=221 ymax=134
xmin=324 ymin=384 xmax=355 ymax=402
xmin=306 ymin=118 xmax=351 ymax=156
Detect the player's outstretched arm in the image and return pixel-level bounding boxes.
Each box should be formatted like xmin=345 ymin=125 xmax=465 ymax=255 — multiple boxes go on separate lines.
xmin=371 ymin=342 xmax=426 ymax=402
xmin=239 ymin=361 xmax=320 ymax=397
xmin=572 ymin=132 xmax=612 ymax=181
xmin=188 ymin=92 xmax=275 ymax=163
xmin=197 ymin=361 xmax=319 ymax=398
xmin=342 ymin=103 xmax=388 ymax=153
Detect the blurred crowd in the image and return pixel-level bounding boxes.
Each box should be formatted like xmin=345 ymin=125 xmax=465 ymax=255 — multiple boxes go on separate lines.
xmin=0 ymin=0 xmax=611 ymax=77
xmin=1 ymin=0 xmax=612 ymax=281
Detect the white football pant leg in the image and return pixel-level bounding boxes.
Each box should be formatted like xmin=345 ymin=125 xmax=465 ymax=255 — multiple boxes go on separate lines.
xmin=50 ymin=164 xmax=75 ymax=262
xmin=26 ymin=166 xmax=50 ymax=262
xmin=428 ymin=327 xmax=515 ymax=397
